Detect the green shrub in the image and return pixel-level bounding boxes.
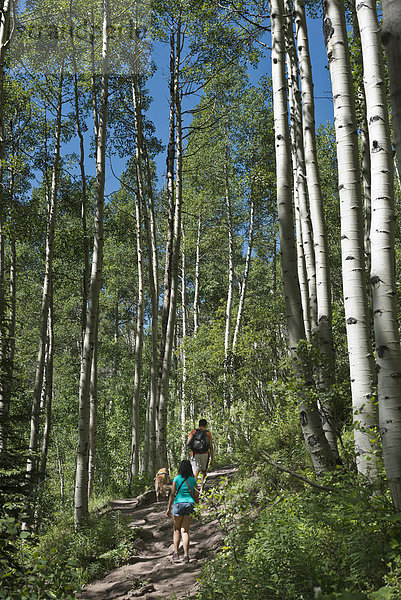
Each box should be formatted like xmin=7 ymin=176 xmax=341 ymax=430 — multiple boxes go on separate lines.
xmin=0 ymin=508 xmax=139 ymax=598
xmin=194 ymin=474 xmax=401 ymax=600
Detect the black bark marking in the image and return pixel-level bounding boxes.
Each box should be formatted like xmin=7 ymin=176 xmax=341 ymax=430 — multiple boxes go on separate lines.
xmin=273 ymin=58 xmax=278 ymax=64
xmin=323 ymin=15 xmax=334 ymax=46
xmin=372 ymin=140 xmax=382 ymax=153
xmin=369 ymin=115 xmax=380 ymax=124
xmin=374 ymin=309 xmax=383 ymax=316
xmin=300 ymin=411 xmax=308 ymax=426
xmin=377 ymin=345 xmax=389 ymax=358
xmin=339 ymin=184 xmax=345 ymax=191
xmin=319 ymin=315 xmax=329 ymax=322
xmin=370 ymin=275 xmax=382 ymax=287
xmin=308 ymin=434 xmax=318 ymax=447
xmin=346 ymin=256 xmax=355 ymax=260
xmin=341 ymin=235 xmax=348 ymax=240
xmin=391 ymin=372 xmax=401 ymax=379
xmin=375 ymin=363 xmax=381 ymax=373
xmin=347 ymin=317 xmax=357 ymax=324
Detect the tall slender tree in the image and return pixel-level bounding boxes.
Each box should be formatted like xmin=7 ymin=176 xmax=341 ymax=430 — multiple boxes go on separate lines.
xmin=270 ymin=0 xmax=336 ymax=474
xmin=323 ymin=0 xmax=377 ymax=479
xmin=356 ymin=0 xmax=401 ymax=506
xmin=74 ymin=0 xmax=110 ymax=529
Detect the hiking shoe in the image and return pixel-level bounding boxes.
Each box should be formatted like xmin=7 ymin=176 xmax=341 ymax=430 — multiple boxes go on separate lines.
xmin=183 ymin=555 xmax=190 ymax=563
xmin=172 ymin=552 xmax=179 ymax=561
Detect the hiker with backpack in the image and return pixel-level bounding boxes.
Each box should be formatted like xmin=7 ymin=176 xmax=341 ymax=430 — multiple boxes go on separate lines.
xmin=187 ymin=419 xmax=213 ymax=493
xmin=166 ymin=459 xmax=199 ymax=563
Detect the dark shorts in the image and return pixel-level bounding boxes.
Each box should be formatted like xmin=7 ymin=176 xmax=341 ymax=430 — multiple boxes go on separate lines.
xmin=172 ymin=502 xmax=195 ymax=516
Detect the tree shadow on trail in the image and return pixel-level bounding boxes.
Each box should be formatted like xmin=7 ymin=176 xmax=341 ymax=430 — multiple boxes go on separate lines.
xmin=77 ymin=465 xmax=237 ymax=600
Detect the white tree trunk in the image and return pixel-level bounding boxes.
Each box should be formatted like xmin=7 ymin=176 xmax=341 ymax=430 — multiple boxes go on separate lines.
xmin=232 ymin=195 xmax=255 ymax=351
xmin=224 ymin=152 xmax=235 ymax=367
xmin=157 ymin=20 xmax=183 ymax=469
xmin=382 ymin=0 xmax=401 ymax=178
xmin=26 ymin=70 xmax=63 ymax=487
xmin=284 ymin=8 xmax=315 ymax=340
xmin=74 ymin=0 xmax=110 ymax=529
xmin=180 ymin=227 xmax=187 ymax=458
xmin=323 ymin=0 xmax=377 ymax=479
xmin=131 ymin=167 xmax=144 ymax=481
xmin=88 ymin=323 xmax=98 ymax=498
xmin=293 ymin=0 xmax=339 ymax=460
xmin=193 ymin=214 xmax=201 ymax=335
xmin=356 ymin=0 xmax=401 ymax=505
xmin=270 ymin=0 xmax=336 ymax=474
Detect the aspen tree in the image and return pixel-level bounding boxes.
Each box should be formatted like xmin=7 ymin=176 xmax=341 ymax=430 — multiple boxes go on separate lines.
xmin=381 ymin=0 xmax=401 ymax=178
xmin=130 ymin=167 xmax=144 ymax=481
xmin=232 ymin=194 xmax=255 ymax=352
xmin=26 ymin=70 xmax=63 ymax=489
xmin=193 ymin=214 xmax=201 ymax=335
xmin=157 ymin=17 xmax=183 ymax=468
xmin=356 ymin=0 xmax=401 ymax=505
xmin=223 ymin=148 xmax=235 ymax=411
xmin=270 ymin=0 xmax=336 ymax=474
xmin=323 ymin=0 xmax=377 ymax=479
xmin=74 ymin=0 xmax=110 ymax=529
xmin=132 ymin=74 xmax=159 ymax=477
xmin=152 ymin=26 xmax=176 ymax=474
xmin=180 ymin=226 xmax=188 ymax=458
xmin=292 ymin=0 xmax=339 ymax=460
xmin=284 ymin=5 xmax=315 ymax=341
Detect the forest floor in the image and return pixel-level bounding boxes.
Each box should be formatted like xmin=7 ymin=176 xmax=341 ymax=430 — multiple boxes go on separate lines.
xmin=77 ymin=464 xmax=237 ymax=600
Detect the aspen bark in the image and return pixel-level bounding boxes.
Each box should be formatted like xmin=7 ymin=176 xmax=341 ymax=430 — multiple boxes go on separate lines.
xmin=293 ymin=0 xmax=339 ymax=460
xmin=132 ymin=75 xmax=159 ymax=477
xmin=153 ymin=28 xmax=176 ymax=473
xmin=323 ymin=0 xmax=377 ymax=478
xmin=224 ymin=151 xmax=235 ymax=375
xmin=39 ymin=297 xmax=54 ymax=484
xmin=381 ymin=0 xmax=401 ymax=178
xmin=157 ymin=20 xmax=183 ymax=468
xmin=270 ymin=0 xmax=336 ymax=474
xmin=356 ymin=0 xmax=401 ymax=504
xmin=88 ymin=324 xmax=98 ymax=498
xmin=26 ymin=70 xmax=63 ymax=487
xmin=180 ymin=227 xmax=187 ymax=458
xmin=232 ymin=195 xmax=255 ymax=352
xmin=71 ymin=18 xmax=89 ymax=346
xmin=130 ymin=168 xmax=144 ymax=482
xmin=193 ymin=214 xmax=201 ymax=335
xmin=284 ymin=10 xmax=315 ymax=341
xmin=74 ymin=0 xmax=110 ymax=529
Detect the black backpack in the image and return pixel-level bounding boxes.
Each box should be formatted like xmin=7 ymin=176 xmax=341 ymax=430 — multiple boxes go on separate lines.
xmin=188 ymin=429 xmax=210 ymax=454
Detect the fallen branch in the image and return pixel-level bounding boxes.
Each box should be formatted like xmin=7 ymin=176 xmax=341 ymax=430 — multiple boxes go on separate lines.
xmin=260 ymin=450 xmax=336 ymax=492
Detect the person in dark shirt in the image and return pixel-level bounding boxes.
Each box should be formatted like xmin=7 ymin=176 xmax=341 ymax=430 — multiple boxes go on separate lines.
xmin=187 ymin=419 xmax=213 ymax=492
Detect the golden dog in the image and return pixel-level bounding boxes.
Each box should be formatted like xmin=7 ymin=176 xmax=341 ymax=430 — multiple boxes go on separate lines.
xmin=154 ymin=468 xmax=169 ymax=502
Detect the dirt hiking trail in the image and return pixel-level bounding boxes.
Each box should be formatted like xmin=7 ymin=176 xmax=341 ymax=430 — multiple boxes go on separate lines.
xmin=77 ymin=465 xmax=237 ymax=600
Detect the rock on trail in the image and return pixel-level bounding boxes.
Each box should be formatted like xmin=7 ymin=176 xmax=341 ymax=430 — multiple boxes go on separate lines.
xmin=77 ymin=465 xmax=237 ymax=600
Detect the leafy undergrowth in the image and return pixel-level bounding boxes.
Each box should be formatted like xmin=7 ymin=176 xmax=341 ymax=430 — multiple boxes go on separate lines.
xmin=0 ymin=483 xmax=151 ymax=600
xmin=192 ymin=469 xmax=401 ymax=600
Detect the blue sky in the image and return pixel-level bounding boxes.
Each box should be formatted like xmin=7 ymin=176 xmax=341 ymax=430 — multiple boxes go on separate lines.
xmin=132 ymin=12 xmax=333 ymax=190
xmin=83 ymin=11 xmax=334 ymax=196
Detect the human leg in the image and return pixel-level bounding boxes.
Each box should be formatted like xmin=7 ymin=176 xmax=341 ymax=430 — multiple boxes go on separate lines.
xmin=180 ymin=515 xmax=193 ymax=558
xmin=173 ymin=516 xmax=183 ymax=554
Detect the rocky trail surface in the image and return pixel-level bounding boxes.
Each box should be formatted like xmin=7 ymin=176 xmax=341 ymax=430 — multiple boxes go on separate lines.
xmin=77 ymin=465 xmax=237 ymax=600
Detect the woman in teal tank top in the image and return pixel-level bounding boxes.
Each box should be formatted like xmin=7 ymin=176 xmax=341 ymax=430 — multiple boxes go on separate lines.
xmin=166 ymin=460 xmax=199 ymax=563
